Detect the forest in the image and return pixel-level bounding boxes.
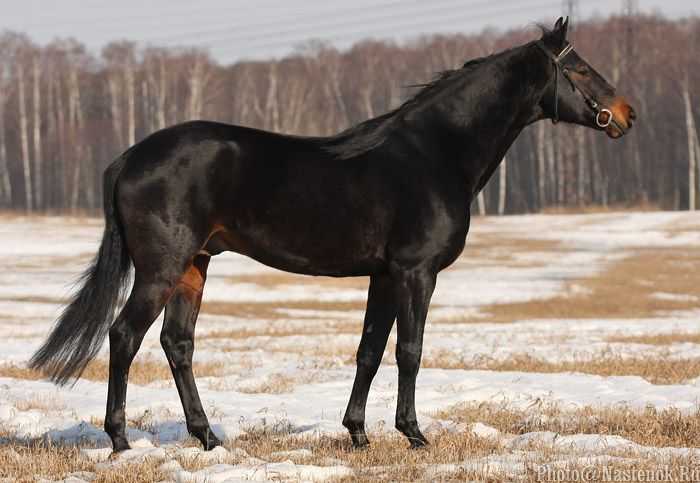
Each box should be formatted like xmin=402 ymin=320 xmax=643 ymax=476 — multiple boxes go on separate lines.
xmin=0 ymin=14 xmax=698 ymax=214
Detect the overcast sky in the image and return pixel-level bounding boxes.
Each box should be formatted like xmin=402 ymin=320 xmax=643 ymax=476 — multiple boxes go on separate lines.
xmin=2 ymin=0 xmax=697 ymax=64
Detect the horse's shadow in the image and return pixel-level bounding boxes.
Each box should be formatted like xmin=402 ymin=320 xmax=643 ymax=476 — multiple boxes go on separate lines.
xmin=1 ymin=420 xmax=229 ymax=449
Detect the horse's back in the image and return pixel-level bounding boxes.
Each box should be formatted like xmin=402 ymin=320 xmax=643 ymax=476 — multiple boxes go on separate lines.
xmin=114 ymin=120 xmax=400 ymax=276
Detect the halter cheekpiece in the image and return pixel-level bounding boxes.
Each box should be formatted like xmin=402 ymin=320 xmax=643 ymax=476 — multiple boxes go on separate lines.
xmin=535 ymin=40 xmax=618 ymax=131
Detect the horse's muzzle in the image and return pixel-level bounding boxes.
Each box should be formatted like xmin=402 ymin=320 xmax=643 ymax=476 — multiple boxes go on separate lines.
xmin=602 ymin=97 xmax=636 ymax=139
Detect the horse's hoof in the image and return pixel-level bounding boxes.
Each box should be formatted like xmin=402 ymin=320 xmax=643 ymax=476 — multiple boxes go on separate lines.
xmin=351 ymin=435 xmax=370 ymax=450
xmin=192 ymin=427 xmax=222 ymax=451
xmin=203 ymin=435 xmax=223 ymax=451
xmin=396 ymin=420 xmax=429 ymax=449
xmin=110 ymin=443 xmax=131 ymax=457
xmin=409 ymin=437 xmax=429 ymax=449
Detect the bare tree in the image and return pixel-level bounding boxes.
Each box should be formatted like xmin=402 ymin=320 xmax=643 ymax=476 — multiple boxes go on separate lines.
xmin=0 ymin=64 xmax=11 ymax=205
xmin=68 ymin=62 xmax=86 ymax=210
xmin=263 ymin=61 xmax=280 ymax=131
xmin=498 ymin=158 xmax=507 ymax=215
xmin=0 ymin=15 xmax=697 ymax=214
xmin=17 ymin=61 xmax=32 ymax=211
xmin=536 ymin=123 xmax=547 ymax=208
xmin=144 ymin=49 xmax=169 ymax=130
xmin=476 ymin=191 xmax=486 ymax=216
xmin=683 ymin=78 xmax=698 ymax=210
xmin=186 ymin=51 xmax=212 ymax=121
xmin=576 ymin=130 xmax=586 ymax=205
xmin=32 ymin=54 xmax=43 ymax=209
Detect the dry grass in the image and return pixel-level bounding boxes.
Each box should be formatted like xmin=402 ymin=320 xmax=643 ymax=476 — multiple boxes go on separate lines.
xmin=481 ymin=246 xmax=700 ymax=322
xmin=0 ymin=442 xmax=91 ymax=483
xmin=522 ymin=456 xmax=700 ymax=483
xmin=422 ymin=352 xmax=700 ymax=385
xmin=236 ymin=370 xmax=330 ymax=394
xmin=1 ymin=435 xmax=695 ymax=483
xmin=236 ymin=373 xmax=299 ymax=394
xmin=6 ymin=253 xmax=93 ymax=270
xmin=0 ymin=357 xmax=226 ymax=385
xmin=233 ymin=411 xmax=700 ymax=481
xmin=234 ymin=429 xmax=501 ymax=482
xmin=0 ymin=294 xmax=65 ymax=305
xmin=0 ymin=210 xmax=101 ymax=220
xmin=607 ymin=332 xmax=700 ymax=346
xmin=539 ymin=202 xmax=661 ymax=215
xmin=227 ymin=272 xmax=369 ymax=290
xmin=13 ymin=395 xmax=65 ymax=412
xmin=3 ymin=401 xmax=700 ymax=482
xmin=454 ymin=234 xmax=566 ymax=269
xmin=0 ymin=428 xmax=500 ymax=482
xmin=0 ymin=440 xmax=167 ymax=483
xmin=200 ymin=299 xmax=368 ymax=319
xmin=438 ymin=402 xmax=700 ymax=448
xmin=200 ymin=320 xmax=362 ymax=340
xmin=200 ymin=339 xmax=358 ymax=370
xmin=664 ymin=217 xmax=700 ymax=236
xmin=0 ymin=363 xmax=45 ymax=380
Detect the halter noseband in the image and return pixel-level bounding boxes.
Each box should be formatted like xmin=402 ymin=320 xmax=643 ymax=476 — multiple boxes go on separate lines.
xmin=535 ymin=40 xmax=619 ymax=131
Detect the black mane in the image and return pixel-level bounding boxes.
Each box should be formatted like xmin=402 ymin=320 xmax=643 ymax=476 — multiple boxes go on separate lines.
xmin=320 ymin=55 xmax=494 ymax=160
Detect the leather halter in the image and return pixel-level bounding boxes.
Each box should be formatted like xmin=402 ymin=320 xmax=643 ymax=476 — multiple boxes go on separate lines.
xmin=535 ymin=40 xmax=624 ymax=133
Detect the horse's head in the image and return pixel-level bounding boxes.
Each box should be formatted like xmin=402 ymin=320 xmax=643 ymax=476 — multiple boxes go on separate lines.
xmin=537 ymin=17 xmax=636 ymax=138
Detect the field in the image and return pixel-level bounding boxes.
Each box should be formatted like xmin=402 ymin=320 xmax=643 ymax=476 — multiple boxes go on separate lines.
xmin=1 ymin=211 xmax=700 ymax=482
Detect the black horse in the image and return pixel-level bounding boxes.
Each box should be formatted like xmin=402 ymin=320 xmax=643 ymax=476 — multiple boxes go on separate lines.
xmin=30 ymin=18 xmax=635 ymax=452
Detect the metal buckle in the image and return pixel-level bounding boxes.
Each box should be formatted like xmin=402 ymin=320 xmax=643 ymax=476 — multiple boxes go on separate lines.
xmin=555 ymin=44 xmax=574 ymax=63
xmin=596 ymin=108 xmax=613 ymax=128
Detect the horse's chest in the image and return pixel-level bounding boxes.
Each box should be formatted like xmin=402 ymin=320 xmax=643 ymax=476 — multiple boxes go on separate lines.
xmin=391 ymin=206 xmax=469 ymax=269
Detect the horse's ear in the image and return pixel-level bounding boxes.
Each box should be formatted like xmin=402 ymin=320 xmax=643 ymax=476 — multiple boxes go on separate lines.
xmin=548 ymin=16 xmax=569 ymax=48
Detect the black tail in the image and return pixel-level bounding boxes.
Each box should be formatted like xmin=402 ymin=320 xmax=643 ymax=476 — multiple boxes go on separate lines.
xmin=29 ymin=153 xmax=132 ymax=385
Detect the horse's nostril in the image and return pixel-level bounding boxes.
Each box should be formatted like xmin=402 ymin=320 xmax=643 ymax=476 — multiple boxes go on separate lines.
xmin=629 ymin=107 xmax=637 ymax=121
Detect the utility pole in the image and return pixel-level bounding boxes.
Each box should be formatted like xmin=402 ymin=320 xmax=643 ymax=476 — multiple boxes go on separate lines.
xmin=622 ymin=0 xmax=638 ymax=17
xmin=622 ymin=0 xmax=638 ymax=70
xmin=562 ymin=0 xmax=578 ymax=28
xmin=622 ymin=0 xmax=644 ymax=201
xmin=684 ymin=19 xmax=698 ymax=210
xmin=564 ymin=0 xmax=587 ymax=204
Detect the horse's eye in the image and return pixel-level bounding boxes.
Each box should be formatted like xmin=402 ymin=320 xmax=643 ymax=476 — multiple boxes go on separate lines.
xmin=577 ymin=65 xmax=591 ymax=75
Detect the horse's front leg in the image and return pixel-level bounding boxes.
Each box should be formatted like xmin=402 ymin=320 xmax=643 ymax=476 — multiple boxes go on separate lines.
xmin=343 ymin=274 xmax=397 ymax=448
xmin=393 ymin=266 xmax=436 ymax=448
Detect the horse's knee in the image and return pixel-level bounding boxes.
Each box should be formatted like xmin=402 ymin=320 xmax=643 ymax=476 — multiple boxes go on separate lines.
xmin=356 ymin=348 xmax=383 ymax=375
xmin=104 ymin=407 xmax=126 ymax=433
xmin=108 ymin=323 xmax=133 ymax=355
xmin=396 ymin=344 xmax=421 ymax=376
xmin=160 ymin=332 xmax=193 ymax=369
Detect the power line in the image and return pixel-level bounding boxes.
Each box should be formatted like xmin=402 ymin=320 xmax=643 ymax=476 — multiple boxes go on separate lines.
xmin=622 ymin=0 xmax=639 ymax=17
xmin=164 ymin=1 xmax=562 ymax=57
xmin=21 ymin=0 xmax=489 ymax=39
xmin=146 ymin=0 xmax=534 ymax=45
xmin=8 ymin=0 xmax=611 ymax=63
xmin=562 ymin=0 xmax=578 ymax=25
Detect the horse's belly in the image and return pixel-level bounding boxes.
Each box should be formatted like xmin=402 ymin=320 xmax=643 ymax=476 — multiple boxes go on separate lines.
xmin=204 ymin=224 xmax=387 ymax=277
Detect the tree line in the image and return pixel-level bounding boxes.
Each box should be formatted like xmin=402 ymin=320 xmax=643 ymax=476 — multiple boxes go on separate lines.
xmin=0 ymin=14 xmax=698 ymax=214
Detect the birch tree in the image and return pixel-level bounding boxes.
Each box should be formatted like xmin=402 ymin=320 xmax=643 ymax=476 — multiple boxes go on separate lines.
xmin=498 ymin=158 xmax=507 ymax=215
xmin=32 ymin=54 xmax=43 ymax=209
xmin=683 ymin=79 xmax=698 ymax=210
xmin=186 ymin=51 xmax=212 ymax=122
xmin=17 ymin=61 xmax=32 ymax=211
xmin=0 ymin=64 xmax=10 ymax=205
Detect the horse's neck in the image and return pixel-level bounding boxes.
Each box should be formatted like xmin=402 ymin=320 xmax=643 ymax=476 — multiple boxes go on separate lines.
xmin=409 ymin=45 xmax=547 ymax=196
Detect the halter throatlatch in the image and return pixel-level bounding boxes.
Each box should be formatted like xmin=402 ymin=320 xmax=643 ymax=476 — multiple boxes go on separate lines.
xmin=535 ymin=40 xmax=622 ymax=132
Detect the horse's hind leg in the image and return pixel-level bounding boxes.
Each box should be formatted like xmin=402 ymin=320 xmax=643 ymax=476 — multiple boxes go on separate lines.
xmin=393 ymin=267 xmax=436 ymax=449
xmin=160 ymin=255 xmax=221 ymax=450
xmin=343 ymin=274 xmax=397 ymax=448
xmin=104 ymin=274 xmax=175 ymax=452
